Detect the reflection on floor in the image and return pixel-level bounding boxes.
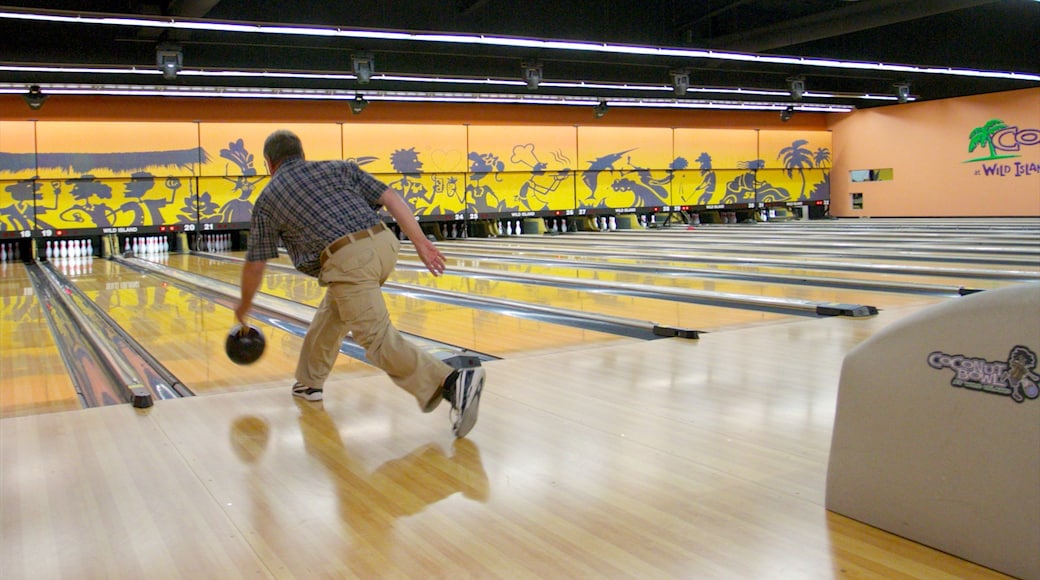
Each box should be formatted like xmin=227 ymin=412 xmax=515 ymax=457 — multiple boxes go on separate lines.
xmin=2 ymin=218 xmax=1036 ymax=578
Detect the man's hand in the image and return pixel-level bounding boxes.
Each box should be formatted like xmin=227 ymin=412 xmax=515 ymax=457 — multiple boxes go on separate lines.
xmin=414 ymin=237 xmax=446 ymax=276
xmin=379 ymin=187 xmax=448 ymax=277
xmin=234 ymin=302 xmax=251 ymax=327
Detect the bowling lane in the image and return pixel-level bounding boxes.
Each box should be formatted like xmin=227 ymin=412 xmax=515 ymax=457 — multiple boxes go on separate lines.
xmin=0 ymin=261 xmax=80 ymax=418
xmin=62 ymin=256 xmax=375 ymax=396
xmin=443 ymin=247 xmax=1021 ymax=292
xmin=505 ymin=220 xmax=1040 ymax=269
xmin=165 ymin=253 xmax=635 ymax=357
xmin=443 ymin=235 xmax=1035 ymax=290
xmin=183 ymin=242 xmax=933 ymax=342
xmin=185 ymin=250 xmax=813 ymax=334
xmin=464 ymin=234 xmax=1040 ymax=273
xmin=389 ymin=264 xmax=799 ymax=330
xmin=402 ymin=244 xmax=956 ymax=314
xmin=602 ymin=225 xmax=1040 ymax=256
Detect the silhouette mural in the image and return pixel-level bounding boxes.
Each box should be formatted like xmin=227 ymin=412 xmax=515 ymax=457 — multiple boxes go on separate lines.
xmin=387 ymin=146 xmax=466 ymax=216
xmin=1 ymin=121 xmax=831 ymax=236
xmin=0 ymin=144 xmax=208 ymax=231
xmin=467 ymin=125 xmax=577 ymax=215
xmin=216 ymin=138 xmax=265 ymax=224
xmin=1 ymin=179 xmax=56 ymax=231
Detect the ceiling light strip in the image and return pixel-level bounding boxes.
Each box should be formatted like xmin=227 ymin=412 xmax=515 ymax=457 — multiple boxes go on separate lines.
xmin=0 ymin=9 xmax=1036 ymax=82
xmin=0 ymin=83 xmax=854 ymax=111
xmin=0 ymin=64 xmax=907 ymax=102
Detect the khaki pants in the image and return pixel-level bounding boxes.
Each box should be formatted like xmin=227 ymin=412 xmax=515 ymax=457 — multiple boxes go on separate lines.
xmin=296 ymin=228 xmax=451 ymax=411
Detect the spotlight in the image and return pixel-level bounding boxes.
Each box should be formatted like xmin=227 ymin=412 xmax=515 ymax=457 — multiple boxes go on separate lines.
xmin=787 ymin=76 xmax=805 ymax=100
xmin=593 ymin=101 xmax=608 ymax=118
xmin=670 ymin=69 xmax=690 ymax=96
xmin=156 ymin=43 xmax=182 ymax=80
xmin=894 ymin=82 xmax=911 ymax=103
xmin=522 ymin=60 xmax=543 ymax=90
xmin=351 ymin=52 xmax=374 ymax=84
xmin=780 ymin=106 xmax=795 ymax=122
xmin=350 ymin=94 xmax=368 ymax=114
xmin=23 ymin=85 xmax=46 ymax=110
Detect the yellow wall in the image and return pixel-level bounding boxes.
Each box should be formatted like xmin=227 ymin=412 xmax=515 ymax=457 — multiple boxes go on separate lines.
xmin=2 ymin=87 xmax=1038 ymax=228
xmin=0 ymin=105 xmax=833 ymax=232
xmin=828 ymin=87 xmax=1040 ymax=217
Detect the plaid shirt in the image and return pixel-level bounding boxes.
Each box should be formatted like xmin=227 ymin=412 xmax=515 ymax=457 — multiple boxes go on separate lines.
xmin=247 ymin=157 xmax=388 ymax=277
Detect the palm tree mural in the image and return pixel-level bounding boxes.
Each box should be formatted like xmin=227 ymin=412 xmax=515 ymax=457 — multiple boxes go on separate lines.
xmin=967 ymin=119 xmax=1009 ymax=160
xmin=813 ymin=147 xmax=831 ymax=169
xmin=779 ymin=139 xmax=814 ymax=200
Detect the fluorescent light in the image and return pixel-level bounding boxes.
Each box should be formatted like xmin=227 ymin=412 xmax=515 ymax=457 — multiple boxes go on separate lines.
xmin=0 ymin=8 xmax=1036 ymax=82
xmin=0 ymin=82 xmax=856 ymax=112
xmin=0 ymin=64 xmax=903 ymax=103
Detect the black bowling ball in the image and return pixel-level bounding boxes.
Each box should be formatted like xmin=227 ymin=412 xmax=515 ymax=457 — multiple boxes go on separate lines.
xmin=226 ymin=324 xmax=266 ymax=365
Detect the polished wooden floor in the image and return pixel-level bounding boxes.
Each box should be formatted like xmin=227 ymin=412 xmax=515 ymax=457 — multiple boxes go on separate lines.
xmin=2 ymin=217 xmax=1038 ymax=579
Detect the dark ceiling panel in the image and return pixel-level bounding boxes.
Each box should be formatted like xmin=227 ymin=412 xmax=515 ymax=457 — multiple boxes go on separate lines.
xmin=0 ymin=0 xmax=1036 ymax=110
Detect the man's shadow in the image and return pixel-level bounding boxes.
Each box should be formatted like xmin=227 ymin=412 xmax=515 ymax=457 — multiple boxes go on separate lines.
xmin=230 ymin=403 xmax=490 ymax=563
xmin=291 ymin=400 xmax=490 ymax=553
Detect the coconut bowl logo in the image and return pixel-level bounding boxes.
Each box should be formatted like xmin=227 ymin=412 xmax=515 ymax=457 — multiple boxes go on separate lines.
xmin=965 ymin=119 xmax=1040 ymax=177
xmin=928 ymin=345 xmax=1040 ymax=403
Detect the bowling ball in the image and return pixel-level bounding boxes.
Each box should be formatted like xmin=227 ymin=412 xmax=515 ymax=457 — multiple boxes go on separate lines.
xmin=226 ymin=324 xmax=266 ymax=365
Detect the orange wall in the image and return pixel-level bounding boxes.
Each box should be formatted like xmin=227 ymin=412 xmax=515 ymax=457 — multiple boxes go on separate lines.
xmin=827 ymin=88 xmax=1040 ymax=217
xmin=4 ymin=89 xmax=1038 ymax=218
xmin=0 ymin=95 xmax=826 ymax=130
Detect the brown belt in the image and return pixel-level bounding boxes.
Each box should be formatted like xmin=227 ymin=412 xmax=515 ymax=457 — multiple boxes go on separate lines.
xmin=319 ymin=222 xmax=387 ymax=267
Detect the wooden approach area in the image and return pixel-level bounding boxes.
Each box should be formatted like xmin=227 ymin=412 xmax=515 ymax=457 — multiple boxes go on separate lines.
xmin=2 ymin=218 xmax=1038 ymax=579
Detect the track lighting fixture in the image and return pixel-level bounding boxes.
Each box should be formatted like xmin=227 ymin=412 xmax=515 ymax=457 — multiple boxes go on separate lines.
xmin=780 ymin=105 xmax=794 ymax=122
xmin=894 ymin=82 xmax=911 ymax=103
xmin=787 ymin=76 xmax=805 ymax=100
xmin=156 ymin=44 xmax=182 ymax=80
xmin=23 ymin=84 xmax=46 ymax=109
xmin=593 ymin=101 xmax=608 ymax=118
xmin=351 ymin=52 xmax=374 ymax=84
xmin=522 ymin=61 xmax=543 ymax=90
xmin=670 ymin=70 xmax=690 ymax=96
xmin=349 ymin=94 xmax=368 ymax=114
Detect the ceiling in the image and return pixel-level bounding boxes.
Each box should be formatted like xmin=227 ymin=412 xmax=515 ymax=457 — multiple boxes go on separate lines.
xmin=1 ymin=0 xmax=1038 ymax=111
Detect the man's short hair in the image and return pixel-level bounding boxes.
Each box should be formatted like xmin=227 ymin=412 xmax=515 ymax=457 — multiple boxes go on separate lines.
xmin=263 ymin=130 xmax=304 ymax=167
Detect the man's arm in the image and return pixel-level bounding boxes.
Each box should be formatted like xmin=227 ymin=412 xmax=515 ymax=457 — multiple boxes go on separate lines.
xmin=236 ymin=259 xmax=267 ymax=325
xmin=379 ymin=187 xmax=445 ymax=276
